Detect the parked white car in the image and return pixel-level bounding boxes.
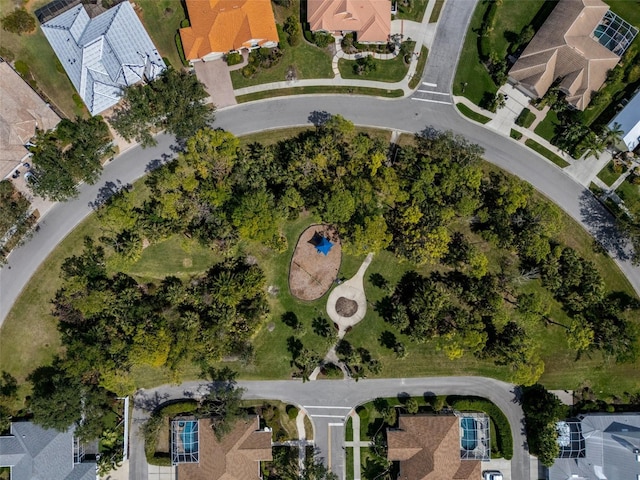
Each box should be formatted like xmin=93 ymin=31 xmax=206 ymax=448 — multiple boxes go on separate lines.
xmin=483 ymin=471 xmax=503 ymax=480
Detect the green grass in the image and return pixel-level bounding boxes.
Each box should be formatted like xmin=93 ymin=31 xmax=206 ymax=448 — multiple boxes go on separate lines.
xmin=345 ymin=447 xmax=354 ymax=480
xmin=236 ymin=86 xmax=404 ymax=103
xmin=394 ymin=0 xmax=429 ymax=21
xmin=616 ymin=177 xmax=640 ymax=214
xmin=0 ymin=0 xmax=84 ymax=117
xmin=429 ymin=0 xmax=446 ymax=23
xmin=510 ymin=129 xmax=523 ymax=140
xmin=456 ymin=103 xmax=491 ymax=124
xmin=525 ymin=139 xmax=570 ymax=168
xmin=338 ymin=44 xmax=414 ymax=83
xmin=597 ymin=161 xmax=625 ymax=187
xmin=231 ymin=42 xmax=333 ymax=89
xmin=515 ymin=108 xmax=536 ymax=128
xmin=136 ymin=0 xmax=187 ymax=70
xmin=534 ymin=109 xmax=560 ymax=142
xmin=408 ymin=46 xmax=429 ymax=90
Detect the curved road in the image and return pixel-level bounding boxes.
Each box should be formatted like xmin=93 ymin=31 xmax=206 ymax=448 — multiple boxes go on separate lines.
xmin=132 ymin=376 xmax=527 ymax=480
xmin=1 ymin=0 xmax=637 ymax=327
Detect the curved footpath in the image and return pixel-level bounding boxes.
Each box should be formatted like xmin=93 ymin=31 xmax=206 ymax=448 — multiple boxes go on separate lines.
xmin=132 ymin=376 xmax=527 ymax=480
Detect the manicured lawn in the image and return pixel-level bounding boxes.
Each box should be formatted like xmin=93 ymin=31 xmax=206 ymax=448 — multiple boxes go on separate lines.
xmin=231 ymin=42 xmax=333 ymax=88
xmin=487 ymin=0 xmax=548 ymax=56
xmin=616 ymin=178 xmax=640 ymax=214
xmin=597 ymin=161 xmax=625 ymax=187
xmin=515 ymin=108 xmax=536 ymax=129
xmin=236 ymin=86 xmax=404 ymax=103
xmin=429 ymin=0 xmax=445 ymax=23
xmin=345 ymin=447 xmax=354 ymax=480
xmin=408 ymin=46 xmax=429 ymax=89
xmin=510 ymin=129 xmax=523 ymax=140
xmin=136 ymin=0 xmax=187 ymax=69
xmin=0 ymin=0 xmax=84 ymax=118
xmin=525 ymin=139 xmax=570 ymax=168
xmin=394 ymin=0 xmax=428 ymax=22
xmin=456 ymin=103 xmax=491 ymax=124
xmin=338 ymin=44 xmax=414 ymax=83
xmin=534 ymin=109 xmax=560 ymax=142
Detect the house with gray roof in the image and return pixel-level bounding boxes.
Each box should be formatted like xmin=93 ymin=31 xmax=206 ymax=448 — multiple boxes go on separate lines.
xmin=0 ymin=421 xmax=95 ymax=480
xmin=609 ymin=89 xmax=640 ymax=152
xmin=40 ymin=0 xmax=165 ymax=115
xmin=549 ymin=413 xmax=640 ymax=480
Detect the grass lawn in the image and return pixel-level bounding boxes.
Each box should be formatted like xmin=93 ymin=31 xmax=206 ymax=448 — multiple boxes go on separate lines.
xmin=597 ymin=161 xmax=625 ymax=187
xmin=236 ymin=86 xmax=404 ymax=103
xmin=429 ymin=0 xmax=445 ymax=23
xmin=338 ymin=44 xmax=414 ymax=83
xmin=345 ymin=447 xmax=354 ymax=480
xmin=525 ymin=139 xmax=570 ymax=168
xmin=2 ymin=129 xmax=638 ymax=403
xmin=515 ymin=108 xmax=536 ymax=129
xmin=408 ymin=46 xmax=429 ymax=89
xmin=394 ymin=0 xmax=429 ymax=22
xmin=616 ymin=178 xmax=640 ymax=214
xmin=456 ymin=103 xmax=491 ymax=124
xmin=231 ymin=42 xmax=333 ymax=89
xmin=0 ymin=0 xmax=84 ymax=118
xmin=510 ymin=129 xmax=523 ymax=140
xmin=534 ymin=109 xmax=560 ymax=142
xmin=136 ymin=0 xmax=187 ymax=69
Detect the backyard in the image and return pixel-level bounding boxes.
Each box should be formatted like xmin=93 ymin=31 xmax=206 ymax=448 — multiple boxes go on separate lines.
xmin=136 ymin=0 xmax=188 ymax=69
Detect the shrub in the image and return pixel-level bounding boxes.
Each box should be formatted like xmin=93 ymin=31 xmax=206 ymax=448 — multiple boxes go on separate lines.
xmin=72 ymin=94 xmax=84 ymax=109
xmin=304 ymin=29 xmax=314 ymax=43
xmin=447 ymin=396 xmax=513 ymax=460
xmin=175 ymin=33 xmax=188 ymax=67
xmin=1 ymin=8 xmax=36 ymax=35
xmin=14 ymin=60 xmax=29 ymax=77
xmin=242 ymin=64 xmax=256 ymax=78
xmin=313 ymin=32 xmax=334 ymax=48
xmin=159 ymin=400 xmax=198 ymax=416
xmin=283 ymin=15 xmax=301 ymax=46
xmin=286 ymin=405 xmax=299 ymax=420
xmin=180 ymin=18 xmax=190 ymax=28
xmin=226 ymin=52 xmax=243 ymax=66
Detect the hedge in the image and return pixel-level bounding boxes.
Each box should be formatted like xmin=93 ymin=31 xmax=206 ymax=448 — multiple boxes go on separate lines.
xmin=175 ymin=33 xmax=189 ymax=67
xmin=447 ymin=396 xmax=513 ymax=460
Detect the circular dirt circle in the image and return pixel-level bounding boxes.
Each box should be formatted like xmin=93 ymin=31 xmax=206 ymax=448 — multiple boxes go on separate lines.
xmin=335 ymin=297 xmax=358 ymax=317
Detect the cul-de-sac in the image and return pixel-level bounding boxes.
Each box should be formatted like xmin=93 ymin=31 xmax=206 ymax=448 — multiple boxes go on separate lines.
xmin=1 ymin=0 xmax=640 ymax=479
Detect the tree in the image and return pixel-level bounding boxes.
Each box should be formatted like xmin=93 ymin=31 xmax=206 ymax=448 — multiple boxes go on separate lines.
xmin=405 ymin=397 xmax=419 ymax=414
xmin=111 ymin=69 xmax=213 ymax=146
xmin=599 ymin=122 xmax=623 ymax=149
xmin=521 ymin=384 xmax=564 ymax=465
xmin=355 ymin=55 xmax=376 ymax=75
xmin=199 ymin=368 xmax=246 ymax=440
xmin=1 ymin=8 xmax=35 ymax=35
xmin=283 ymin=15 xmax=300 ymax=46
xmin=580 ymin=131 xmax=606 ymax=159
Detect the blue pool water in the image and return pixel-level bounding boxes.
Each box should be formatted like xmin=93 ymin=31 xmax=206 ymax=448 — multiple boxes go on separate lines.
xmin=461 ymin=417 xmax=477 ymax=450
xmin=181 ymin=420 xmax=197 ymax=453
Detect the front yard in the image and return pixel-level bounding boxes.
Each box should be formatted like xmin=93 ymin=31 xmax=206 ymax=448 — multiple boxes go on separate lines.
xmin=338 ymin=44 xmax=415 ymax=83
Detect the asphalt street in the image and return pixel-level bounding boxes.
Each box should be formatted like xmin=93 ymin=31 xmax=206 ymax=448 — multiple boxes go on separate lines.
xmin=133 ymin=376 xmax=527 ymax=480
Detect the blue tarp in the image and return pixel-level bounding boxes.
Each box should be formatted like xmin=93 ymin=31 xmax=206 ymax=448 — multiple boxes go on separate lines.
xmin=316 ymin=236 xmax=333 ymax=255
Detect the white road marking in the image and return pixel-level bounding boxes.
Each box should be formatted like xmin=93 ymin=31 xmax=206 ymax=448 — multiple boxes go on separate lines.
xmin=328 ymin=423 xmax=344 ymax=427
xmin=411 ymin=97 xmax=452 ymax=105
xmin=304 ymin=405 xmax=351 ymax=409
xmin=416 ymin=90 xmax=450 ymax=96
xmin=422 ymin=82 xmax=437 ymax=87
xmin=310 ymin=414 xmax=347 ymax=418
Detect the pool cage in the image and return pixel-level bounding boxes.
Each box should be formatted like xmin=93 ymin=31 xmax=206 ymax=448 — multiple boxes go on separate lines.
xmin=455 ymin=412 xmax=491 ymax=461
xmin=556 ymin=419 xmax=586 ymax=458
xmin=591 ymin=10 xmax=638 ymax=57
xmin=171 ymin=418 xmax=199 ymax=464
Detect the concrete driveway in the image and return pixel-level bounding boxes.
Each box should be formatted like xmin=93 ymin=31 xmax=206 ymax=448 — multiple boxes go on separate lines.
xmin=193 ymin=59 xmax=237 ymax=109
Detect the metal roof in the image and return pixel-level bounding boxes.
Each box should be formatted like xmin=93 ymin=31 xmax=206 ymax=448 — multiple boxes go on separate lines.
xmin=609 ymin=89 xmax=640 ymax=151
xmin=41 ymin=1 xmax=165 ymax=115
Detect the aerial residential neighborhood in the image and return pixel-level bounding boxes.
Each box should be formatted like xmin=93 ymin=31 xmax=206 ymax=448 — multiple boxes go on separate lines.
xmin=1 ymin=0 xmax=640 ymax=480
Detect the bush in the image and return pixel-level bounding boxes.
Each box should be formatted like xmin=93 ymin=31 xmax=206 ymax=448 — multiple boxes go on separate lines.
xmin=1 ymin=8 xmax=36 ymax=35
xmin=515 ymin=108 xmax=536 ymax=128
xmin=313 ymin=32 xmax=334 ymax=48
xmin=14 ymin=60 xmax=29 ymax=77
xmin=226 ymin=52 xmax=243 ymax=66
xmin=175 ymin=33 xmax=188 ymax=67
xmin=447 ymin=396 xmax=513 ymax=460
xmin=159 ymin=400 xmax=198 ymax=416
xmin=286 ymin=405 xmax=298 ymax=420
xmin=283 ymin=15 xmax=301 ymax=47
xmin=242 ymin=64 xmax=256 ymax=78
xmin=180 ymin=18 xmax=190 ymax=28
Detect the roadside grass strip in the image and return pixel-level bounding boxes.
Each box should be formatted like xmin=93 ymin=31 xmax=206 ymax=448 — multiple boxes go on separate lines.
xmin=236 ymin=86 xmax=404 ymax=103
xmin=456 ymin=103 xmax=491 ymax=124
xmin=525 ymin=139 xmax=570 ymax=168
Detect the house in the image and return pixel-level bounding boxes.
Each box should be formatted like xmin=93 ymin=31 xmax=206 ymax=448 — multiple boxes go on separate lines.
xmin=508 ymin=0 xmax=638 ymax=110
xmin=0 ymin=421 xmax=95 ymax=480
xmin=387 ymin=414 xmax=489 ymax=480
xmin=609 ymin=89 xmax=640 ymax=152
xmin=307 ymin=0 xmax=391 ymax=43
xmin=40 ymin=0 xmax=166 ymax=116
xmin=549 ymin=413 xmax=640 ymax=480
xmin=173 ymin=416 xmax=272 ymax=480
xmin=0 ymin=60 xmax=60 ymax=179
xmin=179 ymin=0 xmax=279 ymax=62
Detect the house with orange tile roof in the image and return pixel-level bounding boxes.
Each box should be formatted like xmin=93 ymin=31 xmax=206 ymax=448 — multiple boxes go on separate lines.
xmin=387 ymin=414 xmax=490 ymax=480
xmin=172 ymin=416 xmax=272 ymax=480
xmin=180 ymin=0 xmax=279 ymax=62
xmin=307 ymin=0 xmax=391 ymax=43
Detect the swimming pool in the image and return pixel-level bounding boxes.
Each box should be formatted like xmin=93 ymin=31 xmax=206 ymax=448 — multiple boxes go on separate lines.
xmin=181 ymin=420 xmax=198 ymax=453
xmin=461 ymin=417 xmax=477 ymax=450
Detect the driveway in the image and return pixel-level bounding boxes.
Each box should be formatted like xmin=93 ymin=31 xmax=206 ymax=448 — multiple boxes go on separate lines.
xmin=193 ymin=59 xmax=237 ymax=109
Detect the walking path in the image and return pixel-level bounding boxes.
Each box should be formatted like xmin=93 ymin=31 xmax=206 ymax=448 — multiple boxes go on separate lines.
xmin=343 ymin=411 xmax=373 ymax=480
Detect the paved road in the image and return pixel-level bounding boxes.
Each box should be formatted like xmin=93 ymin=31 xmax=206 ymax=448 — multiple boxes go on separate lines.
xmin=133 ymin=376 xmax=527 ymax=480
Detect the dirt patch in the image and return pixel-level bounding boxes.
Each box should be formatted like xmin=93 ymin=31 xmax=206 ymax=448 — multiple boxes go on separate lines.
xmin=289 ymin=224 xmax=341 ymax=301
xmin=335 ymin=297 xmax=358 ymax=317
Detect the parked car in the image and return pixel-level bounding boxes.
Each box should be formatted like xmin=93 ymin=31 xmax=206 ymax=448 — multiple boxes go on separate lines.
xmin=483 ymin=471 xmax=503 ymax=480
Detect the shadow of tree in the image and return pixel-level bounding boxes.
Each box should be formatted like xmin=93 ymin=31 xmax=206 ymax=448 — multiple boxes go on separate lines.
xmin=578 ymin=190 xmax=631 ymax=261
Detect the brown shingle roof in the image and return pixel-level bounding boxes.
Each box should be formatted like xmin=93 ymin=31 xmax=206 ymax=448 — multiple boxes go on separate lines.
xmin=0 ymin=62 xmax=60 ymax=178
xmin=180 ymin=0 xmax=278 ymax=60
xmin=307 ymin=0 xmax=391 ymax=43
xmin=178 ymin=417 xmax=272 ymax=480
xmin=509 ymin=0 xmax=620 ymax=110
xmin=387 ymin=415 xmax=481 ymax=480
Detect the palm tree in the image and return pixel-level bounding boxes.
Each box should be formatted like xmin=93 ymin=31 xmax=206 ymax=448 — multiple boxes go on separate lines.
xmin=580 ymin=132 xmax=606 ymax=159
xmin=600 ymin=122 xmax=624 ymax=150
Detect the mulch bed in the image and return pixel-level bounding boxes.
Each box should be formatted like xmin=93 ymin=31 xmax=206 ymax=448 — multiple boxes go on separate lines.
xmin=289 ymin=224 xmax=341 ymax=301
